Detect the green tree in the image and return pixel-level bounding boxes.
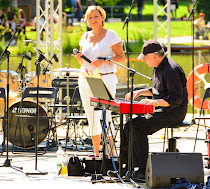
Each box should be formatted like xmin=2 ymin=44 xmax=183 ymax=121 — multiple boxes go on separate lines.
xmin=95 ymin=0 xmax=121 ymax=6
xmin=196 ymin=0 xmax=210 ymax=21
xmin=0 ymin=0 xmax=12 ymax=9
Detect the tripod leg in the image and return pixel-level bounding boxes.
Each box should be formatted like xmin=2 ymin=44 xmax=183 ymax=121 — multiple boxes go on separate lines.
xmin=0 ymin=119 xmax=6 ymax=155
xmin=65 ymin=118 xmax=70 ymax=151
xmin=1 ymin=132 xmax=5 ymax=155
xmin=107 ymin=122 xmax=117 ymax=157
xmin=74 ymin=120 xmax=78 ymax=150
xmin=194 ymin=119 xmax=200 ymax=152
xmin=194 ymin=108 xmax=204 ymax=152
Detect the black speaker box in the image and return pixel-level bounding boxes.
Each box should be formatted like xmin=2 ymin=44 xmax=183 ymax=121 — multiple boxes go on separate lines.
xmin=145 ymin=152 xmax=204 ymax=188
xmin=82 ymin=157 xmax=118 ymax=175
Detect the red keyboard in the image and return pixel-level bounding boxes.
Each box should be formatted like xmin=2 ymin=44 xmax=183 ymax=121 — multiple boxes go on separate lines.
xmin=90 ymin=97 xmax=154 ymax=114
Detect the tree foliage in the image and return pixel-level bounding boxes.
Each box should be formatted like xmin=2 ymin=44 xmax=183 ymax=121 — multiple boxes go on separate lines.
xmin=0 ymin=0 xmax=12 ymax=10
xmin=94 ymin=0 xmax=122 ymax=6
xmin=196 ymin=0 xmax=210 ymax=21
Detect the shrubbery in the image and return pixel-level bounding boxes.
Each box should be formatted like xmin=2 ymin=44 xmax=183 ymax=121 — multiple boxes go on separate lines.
xmin=196 ymin=0 xmax=210 ymax=21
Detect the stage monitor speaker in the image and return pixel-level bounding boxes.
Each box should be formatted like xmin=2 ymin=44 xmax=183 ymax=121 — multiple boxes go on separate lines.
xmin=145 ymin=152 xmax=204 ymax=188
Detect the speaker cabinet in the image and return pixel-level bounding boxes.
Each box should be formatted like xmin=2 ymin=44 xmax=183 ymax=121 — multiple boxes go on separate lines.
xmin=145 ymin=152 xmax=204 ymax=188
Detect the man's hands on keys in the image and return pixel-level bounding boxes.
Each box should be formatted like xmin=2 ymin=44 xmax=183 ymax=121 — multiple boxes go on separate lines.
xmin=125 ymin=90 xmax=141 ymax=101
xmin=139 ymin=99 xmax=158 ymax=107
xmin=125 ymin=91 xmax=158 ymax=107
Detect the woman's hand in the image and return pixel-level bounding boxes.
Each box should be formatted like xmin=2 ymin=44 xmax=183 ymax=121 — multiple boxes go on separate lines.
xmin=74 ymin=52 xmax=83 ymax=65
xmin=91 ymin=58 xmax=105 ymax=67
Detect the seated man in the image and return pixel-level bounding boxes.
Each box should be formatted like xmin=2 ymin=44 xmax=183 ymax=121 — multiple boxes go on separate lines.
xmin=194 ymin=12 xmax=209 ymax=40
xmin=108 ymin=40 xmax=188 ymax=180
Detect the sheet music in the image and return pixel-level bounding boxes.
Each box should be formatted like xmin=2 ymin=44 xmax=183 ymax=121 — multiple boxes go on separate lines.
xmin=82 ymin=71 xmax=114 ymax=100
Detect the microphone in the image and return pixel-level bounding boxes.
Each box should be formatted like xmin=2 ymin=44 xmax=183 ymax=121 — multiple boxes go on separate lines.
xmin=37 ymin=54 xmax=45 ymax=63
xmin=73 ymin=48 xmax=91 ymax=63
xmin=22 ymin=54 xmax=31 ymax=60
xmin=15 ymin=24 xmax=21 ymax=32
xmin=98 ymin=56 xmax=112 ymax=61
xmin=33 ymin=48 xmax=53 ymax=65
xmin=15 ymin=24 xmax=21 ymax=38
xmin=52 ymin=54 xmax=59 ymax=62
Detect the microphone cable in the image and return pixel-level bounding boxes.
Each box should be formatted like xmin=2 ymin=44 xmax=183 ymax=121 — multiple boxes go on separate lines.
xmin=102 ymin=108 xmax=125 ymax=184
xmin=170 ymin=178 xmax=204 ymax=189
xmin=102 ymin=109 xmax=145 ymax=188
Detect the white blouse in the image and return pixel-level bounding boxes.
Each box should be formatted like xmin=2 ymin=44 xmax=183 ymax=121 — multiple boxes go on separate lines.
xmin=79 ymin=29 xmax=121 ymax=74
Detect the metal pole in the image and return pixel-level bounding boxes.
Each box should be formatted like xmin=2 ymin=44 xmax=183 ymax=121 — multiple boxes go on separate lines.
xmin=36 ymin=0 xmax=41 ymax=49
xmin=167 ymin=0 xmax=171 ymax=58
xmin=153 ymin=0 xmax=157 ymax=40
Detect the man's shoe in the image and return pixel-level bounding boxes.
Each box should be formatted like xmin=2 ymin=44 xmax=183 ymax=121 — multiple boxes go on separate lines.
xmin=107 ymin=168 xmax=128 ymax=178
xmin=132 ymin=171 xmax=145 ymax=180
xmin=107 ymin=170 xmax=118 ymax=178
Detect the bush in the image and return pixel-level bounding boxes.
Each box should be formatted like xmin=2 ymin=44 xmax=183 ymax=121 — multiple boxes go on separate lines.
xmin=16 ymin=41 xmax=36 ymax=55
xmin=0 ymin=40 xmax=4 ymax=55
xmin=196 ymin=0 xmax=210 ymax=21
xmin=0 ymin=0 xmax=12 ymax=10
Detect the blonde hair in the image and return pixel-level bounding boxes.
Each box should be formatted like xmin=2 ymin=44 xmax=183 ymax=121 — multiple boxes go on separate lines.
xmin=199 ymin=12 xmax=205 ymax=17
xmin=84 ymin=6 xmax=106 ymax=26
xmin=19 ymin=9 xmax=26 ymax=18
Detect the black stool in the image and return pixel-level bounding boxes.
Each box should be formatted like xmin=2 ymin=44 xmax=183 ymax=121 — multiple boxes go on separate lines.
xmin=163 ymin=121 xmax=191 ymax=152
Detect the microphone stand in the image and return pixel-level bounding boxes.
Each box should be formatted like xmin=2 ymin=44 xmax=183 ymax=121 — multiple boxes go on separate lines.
xmin=16 ymin=55 xmax=28 ymax=93
xmin=25 ymin=55 xmax=48 ymax=176
xmin=16 ymin=41 xmax=31 ymax=93
xmin=42 ymin=64 xmax=50 ymax=75
xmin=42 ymin=54 xmax=58 ymax=75
xmin=122 ymin=0 xmax=136 ymax=93
xmin=0 ymin=26 xmax=23 ymax=172
xmin=188 ymin=0 xmax=198 ymax=124
xmin=106 ymin=57 xmax=152 ymax=177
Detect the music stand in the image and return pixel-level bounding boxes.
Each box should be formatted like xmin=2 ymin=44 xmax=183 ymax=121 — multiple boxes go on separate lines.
xmin=83 ymin=73 xmax=114 ymax=101
xmin=99 ymin=58 xmax=152 ymax=177
xmin=83 ymin=72 xmax=116 ymax=175
xmin=53 ymin=66 xmax=81 ymax=151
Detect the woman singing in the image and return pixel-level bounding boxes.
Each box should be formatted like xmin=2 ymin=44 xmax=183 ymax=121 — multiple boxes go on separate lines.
xmin=74 ymin=6 xmax=125 ymax=157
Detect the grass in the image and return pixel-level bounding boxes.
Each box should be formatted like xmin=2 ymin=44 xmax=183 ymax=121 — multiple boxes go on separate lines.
xmin=0 ymin=17 xmax=206 ymax=77
xmin=104 ymin=20 xmax=192 ymax=40
xmin=0 ymin=0 xmax=203 ymax=55
xmin=124 ymin=0 xmax=190 ymax=20
xmin=0 ymin=19 xmax=193 ymax=56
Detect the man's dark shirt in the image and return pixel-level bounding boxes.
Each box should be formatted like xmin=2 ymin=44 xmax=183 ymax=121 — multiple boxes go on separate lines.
xmin=137 ymin=0 xmax=144 ymax=7
xmin=149 ymin=56 xmax=188 ymax=110
xmin=8 ymin=12 xmax=15 ymax=21
xmin=0 ymin=14 xmax=5 ymax=26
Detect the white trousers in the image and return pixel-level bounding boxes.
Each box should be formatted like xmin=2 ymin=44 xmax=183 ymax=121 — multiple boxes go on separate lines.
xmin=78 ymin=74 xmax=117 ymax=136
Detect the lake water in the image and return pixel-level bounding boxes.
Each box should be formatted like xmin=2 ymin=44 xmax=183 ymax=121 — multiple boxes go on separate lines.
xmin=1 ymin=52 xmax=209 ymax=113
xmin=2 ymin=52 xmax=209 ymax=85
